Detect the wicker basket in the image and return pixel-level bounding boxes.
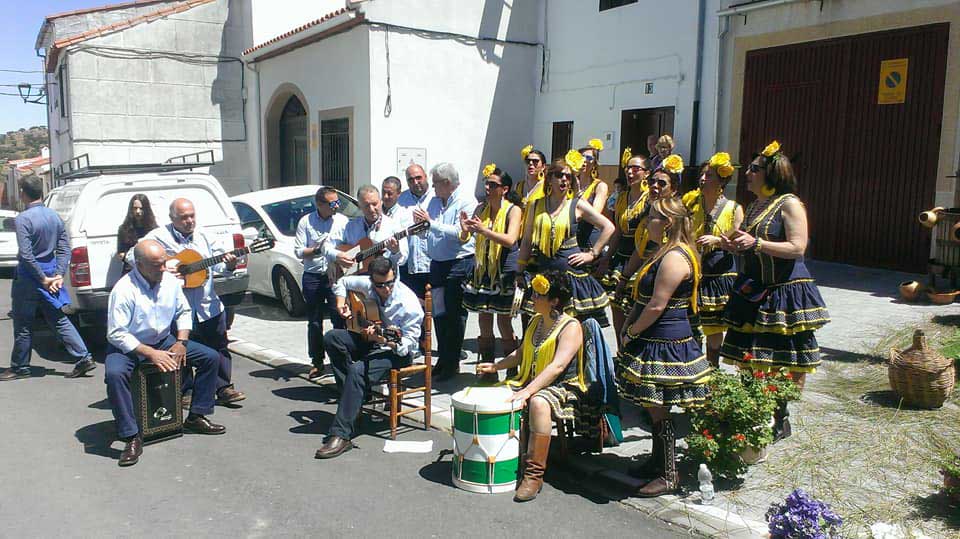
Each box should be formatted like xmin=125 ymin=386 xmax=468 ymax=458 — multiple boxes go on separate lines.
xmin=888 ymin=330 xmax=956 ymax=409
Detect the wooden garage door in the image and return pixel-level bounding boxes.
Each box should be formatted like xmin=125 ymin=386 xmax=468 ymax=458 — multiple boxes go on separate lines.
xmin=738 ymin=23 xmax=949 ymax=272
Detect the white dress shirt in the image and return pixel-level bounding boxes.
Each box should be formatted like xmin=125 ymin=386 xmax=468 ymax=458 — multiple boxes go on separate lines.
xmin=397 ymin=189 xmax=433 ymax=274
xmin=333 ymin=275 xmax=424 ymax=357
xmin=294 ymin=211 xmax=349 ymax=275
xmin=331 ymin=213 xmax=408 ymax=269
xmin=425 ymin=185 xmax=477 ymax=262
xmin=108 ymin=268 xmax=193 ymax=354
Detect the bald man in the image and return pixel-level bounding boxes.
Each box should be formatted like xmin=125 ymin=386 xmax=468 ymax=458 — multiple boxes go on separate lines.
xmin=106 ymin=240 xmax=226 ymax=466
xmin=141 ymin=198 xmax=245 ymax=406
xmin=397 ymin=164 xmax=433 ymax=298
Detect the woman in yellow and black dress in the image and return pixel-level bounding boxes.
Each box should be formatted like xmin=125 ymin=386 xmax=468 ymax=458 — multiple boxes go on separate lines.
xmin=684 ymin=153 xmax=743 ymax=367
xmin=720 ymin=141 xmax=830 ymax=441
xmin=515 ymin=145 xmax=547 ymax=205
xmin=476 ymin=270 xmax=586 ymax=503
xmin=517 ymin=151 xmax=615 ymax=326
xmin=462 ymin=164 xmax=524 ymax=372
xmin=617 ymin=196 xmax=711 ymax=497
xmin=575 ymin=139 xmax=610 ymax=251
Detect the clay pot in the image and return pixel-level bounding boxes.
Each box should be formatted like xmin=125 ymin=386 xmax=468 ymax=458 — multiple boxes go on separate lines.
xmin=899 ymin=281 xmax=924 ymax=302
xmin=927 ymin=290 xmax=960 ymax=305
xmin=919 ymin=207 xmax=945 ymax=228
xmin=740 ymin=445 xmax=769 ymax=465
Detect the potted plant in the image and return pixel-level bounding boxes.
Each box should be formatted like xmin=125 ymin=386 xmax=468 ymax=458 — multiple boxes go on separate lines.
xmin=766 ymin=488 xmax=843 ymax=538
xmin=686 ymin=368 xmax=800 ymax=479
xmin=939 ymin=450 xmax=960 ymax=503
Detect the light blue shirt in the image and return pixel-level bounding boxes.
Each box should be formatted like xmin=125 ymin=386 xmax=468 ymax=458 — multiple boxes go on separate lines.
xmin=333 ymin=275 xmax=423 ymax=357
xmin=425 ymin=186 xmax=476 ymax=262
xmin=15 ymin=201 xmax=70 ymax=282
xmin=385 ymin=203 xmax=411 ymax=226
xmin=294 ymin=211 xmax=349 ymax=275
xmin=332 ymin=213 xmax=408 ymax=268
xmin=397 ymin=188 xmax=433 ymax=274
xmin=142 ymin=224 xmax=228 ymax=322
xmin=108 ymin=268 xmax=193 ymax=354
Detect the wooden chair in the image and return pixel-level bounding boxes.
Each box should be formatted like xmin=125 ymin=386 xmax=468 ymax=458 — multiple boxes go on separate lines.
xmin=363 ymin=284 xmax=433 ymax=439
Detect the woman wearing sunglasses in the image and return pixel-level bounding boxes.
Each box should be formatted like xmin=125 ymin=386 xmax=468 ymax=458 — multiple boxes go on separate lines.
xmin=685 ymin=153 xmax=743 ymax=367
xmin=719 ymin=141 xmax=830 ymax=442
xmin=515 ymin=145 xmax=548 ymax=205
xmin=517 ymin=151 xmax=615 ymax=326
xmin=575 ymin=139 xmax=611 ymax=252
xmin=461 ymin=165 xmax=524 ymax=377
xmin=598 ymin=150 xmax=651 ymax=345
xmin=617 ymin=196 xmax=711 ymax=497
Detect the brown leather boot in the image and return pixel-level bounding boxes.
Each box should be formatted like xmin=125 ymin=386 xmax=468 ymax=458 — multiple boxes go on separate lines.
xmin=476 ymin=335 xmax=498 ymax=384
xmin=503 ymin=337 xmax=519 ymax=378
xmin=636 ymin=419 xmax=678 ymax=497
xmin=514 ymin=432 xmax=551 ymax=502
xmin=628 ymin=421 xmax=663 ymax=479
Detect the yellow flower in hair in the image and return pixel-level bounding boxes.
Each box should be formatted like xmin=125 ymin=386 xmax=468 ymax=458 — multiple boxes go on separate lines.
xmin=621 ymin=147 xmax=632 ymax=168
xmin=531 ymin=274 xmax=550 ymax=296
xmin=708 ymin=152 xmax=735 ymax=178
xmin=762 ymin=140 xmax=781 ymax=158
xmin=565 ymin=149 xmax=585 ymax=172
xmin=482 ymin=163 xmax=497 ymax=178
xmin=588 ymin=138 xmax=604 ymax=152
xmin=662 ymin=154 xmax=684 ymax=175
xmin=520 ymin=144 xmax=533 ymax=160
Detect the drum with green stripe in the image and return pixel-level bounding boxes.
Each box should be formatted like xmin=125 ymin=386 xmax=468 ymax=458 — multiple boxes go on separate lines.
xmin=450 ymin=386 xmax=522 ymax=494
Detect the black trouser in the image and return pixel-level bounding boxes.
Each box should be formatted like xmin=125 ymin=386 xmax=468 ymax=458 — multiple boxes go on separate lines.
xmin=429 ymin=256 xmax=474 ymax=372
xmin=323 ymin=329 xmax=409 ymax=439
xmin=399 ymin=266 xmax=429 ymax=299
xmin=302 ymin=272 xmax=344 ymax=369
xmin=186 ymin=312 xmax=232 ymax=393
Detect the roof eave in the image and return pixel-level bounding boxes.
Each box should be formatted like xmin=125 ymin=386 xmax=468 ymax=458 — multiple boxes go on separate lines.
xmin=244 ymin=11 xmax=364 ymax=63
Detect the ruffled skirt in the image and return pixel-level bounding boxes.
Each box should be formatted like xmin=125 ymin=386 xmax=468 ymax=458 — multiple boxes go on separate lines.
xmin=462 ymin=272 xmax=516 ymax=314
xmin=699 ymin=270 xmax=736 ymax=336
xmin=524 ymin=250 xmax=610 ymax=327
xmin=616 ymin=335 xmax=711 ymax=408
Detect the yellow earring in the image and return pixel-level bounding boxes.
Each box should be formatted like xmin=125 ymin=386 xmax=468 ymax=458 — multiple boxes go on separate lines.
xmin=761 ymin=184 xmax=776 ymax=197
xmin=537 ymin=170 xmax=545 ymax=183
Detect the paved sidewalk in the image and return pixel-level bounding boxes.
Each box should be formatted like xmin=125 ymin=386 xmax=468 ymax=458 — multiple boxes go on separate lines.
xmin=227 ymin=260 xmax=955 ymax=538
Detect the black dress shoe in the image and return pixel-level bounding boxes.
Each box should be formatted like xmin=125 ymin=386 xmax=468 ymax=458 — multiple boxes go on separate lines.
xmin=119 ymin=435 xmax=143 ymax=467
xmin=65 ymin=358 xmax=97 ymax=379
xmin=183 ymin=414 xmax=226 ymax=435
xmin=433 ymin=365 xmax=459 ymax=382
xmin=0 ymin=368 xmax=30 ymax=382
xmin=314 ymin=435 xmax=353 ymax=459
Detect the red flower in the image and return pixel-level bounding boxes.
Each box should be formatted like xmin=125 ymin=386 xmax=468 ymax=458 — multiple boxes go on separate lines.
xmin=753 ymin=370 xmax=766 ymax=379
xmin=743 ymin=352 xmax=755 ymax=362
xmin=702 ymin=429 xmax=710 ymax=436
xmin=734 ymin=433 xmax=746 ymax=442
xmin=767 ymin=384 xmax=778 ymax=392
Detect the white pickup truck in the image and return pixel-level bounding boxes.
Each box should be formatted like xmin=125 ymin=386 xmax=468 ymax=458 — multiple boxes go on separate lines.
xmin=44 ymin=164 xmax=250 ymax=328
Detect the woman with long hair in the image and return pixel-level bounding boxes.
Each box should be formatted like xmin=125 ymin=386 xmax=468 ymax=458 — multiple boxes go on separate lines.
xmin=476 ymin=270 xmax=586 ymax=502
xmin=517 ymin=152 xmax=615 ymax=326
xmin=685 ymin=153 xmax=743 ymax=367
xmin=617 ymin=196 xmax=711 ymax=497
xmin=719 ymin=141 xmax=830 ymax=442
xmin=575 ymin=138 xmax=611 ymax=251
xmin=462 ymin=164 xmax=524 ymax=375
xmin=116 ymin=194 xmax=157 ymax=271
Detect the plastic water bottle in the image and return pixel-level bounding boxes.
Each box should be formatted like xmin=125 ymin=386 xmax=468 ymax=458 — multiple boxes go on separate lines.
xmin=698 ymin=463 xmax=715 ymax=505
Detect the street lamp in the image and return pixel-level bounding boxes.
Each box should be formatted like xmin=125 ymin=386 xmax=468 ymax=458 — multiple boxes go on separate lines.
xmin=16 ymin=82 xmax=46 ymax=105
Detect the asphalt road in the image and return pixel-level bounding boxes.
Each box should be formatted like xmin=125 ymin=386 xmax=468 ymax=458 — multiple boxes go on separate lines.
xmin=0 ymin=274 xmax=688 ymax=538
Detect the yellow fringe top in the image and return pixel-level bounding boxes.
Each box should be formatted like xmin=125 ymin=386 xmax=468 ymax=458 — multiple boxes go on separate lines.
xmin=617 ymin=189 xmax=648 ymax=238
xmin=531 ymin=197 xmax=573 ymax=258
xmin=505 ymin=313 xmax=586 ymax=392
xmin=632 ymin=243 xmax=701 ymax=312
xmin=472 ymin=201 xmax=514 ymax=284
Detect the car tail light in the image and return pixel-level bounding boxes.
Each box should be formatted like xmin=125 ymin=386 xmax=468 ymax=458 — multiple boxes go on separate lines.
xmin=233 ymin=233 xmax=247 ymax=270
xmin=70 ymin=246 xmax=90 ymax=287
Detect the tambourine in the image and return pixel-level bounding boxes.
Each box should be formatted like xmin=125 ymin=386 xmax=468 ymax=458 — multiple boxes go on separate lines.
xmin=509 ymin=285 xmax=526 ymax=318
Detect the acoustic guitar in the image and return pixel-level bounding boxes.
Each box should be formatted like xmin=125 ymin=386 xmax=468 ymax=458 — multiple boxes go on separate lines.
xmin=166 ymin=237 xmax=275 ymax=289
xmin=329 ymin=221 xmax=430 ymax=280
xmin=346 ymin=290 xmax=401 ymax=344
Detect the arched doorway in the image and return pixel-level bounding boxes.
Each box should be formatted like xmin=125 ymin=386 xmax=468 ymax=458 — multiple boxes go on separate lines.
xmin=279 ymin=96 xmax=307 ymax=187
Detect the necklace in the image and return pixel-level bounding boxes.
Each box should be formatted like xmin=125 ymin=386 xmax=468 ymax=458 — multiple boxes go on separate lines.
xmin=533 ymin=313 xmax=564 ymax=349
xmin=744 ymin=197 xmax=773 ymax=230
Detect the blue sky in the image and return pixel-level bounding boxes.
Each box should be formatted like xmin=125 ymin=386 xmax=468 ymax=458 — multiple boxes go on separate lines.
xmin=0 ymin=0 xmax=98 ymax=133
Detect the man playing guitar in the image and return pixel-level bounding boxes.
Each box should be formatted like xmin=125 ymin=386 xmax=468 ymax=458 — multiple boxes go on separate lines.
xmin=329 ymin=185 xmax=407 ymax=274
xmin=314 ymin=256 xmax=423 ymax=459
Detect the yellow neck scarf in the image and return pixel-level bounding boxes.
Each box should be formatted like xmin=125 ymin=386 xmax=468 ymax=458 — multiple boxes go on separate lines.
xmin=632 ymin=243 xmax=701 ymax=312
xmin=532 ymin=197 xmax=572 ymax=257
xmin=473 ymin=201 xmax=513 ymax=284
xmin=581 ymin=178 xmax=601 ymax=202
xmin=619 ymin=189 xmax=648 ymax=233
xmin=683 ymin=189 xmax=705 ymax=239
xmin=505 ymin=313 xmax=586 ymax=391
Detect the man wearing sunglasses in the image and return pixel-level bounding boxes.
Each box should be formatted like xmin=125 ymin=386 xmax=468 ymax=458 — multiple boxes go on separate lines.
xmin=295 ymin=187 xmax=350 ymax=379
xmin=314 ymin=256 xmax=423 ymax=459
xmin=397 ymin=164 xmax=433 ymax=298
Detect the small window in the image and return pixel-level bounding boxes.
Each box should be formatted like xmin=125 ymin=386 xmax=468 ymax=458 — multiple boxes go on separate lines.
xmin=58 ymin=64 xmax=67 ymax=118
xmin=551 ymin=121 xmax=574 ymax=160
xmin=320 ymin=117 xmax=350 ymax=193
xmin=600 ymin=0 xmax=637 ymax=11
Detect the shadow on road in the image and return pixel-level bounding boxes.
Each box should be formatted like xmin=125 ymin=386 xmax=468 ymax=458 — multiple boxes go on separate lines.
xmin=75 ymin=420 xmax=121 ymax=461
xmin=273 ymin=386 xmax=336 ymax=404
xmin=418 ymin=456 xmax=455 ymax=489
xmin=87 ymin=398 xmax=111 ymax=410
xmin=248 ymin=367 xmax=309 ymax=382
xmin=288 ymin=410 xmax=333 ymax=436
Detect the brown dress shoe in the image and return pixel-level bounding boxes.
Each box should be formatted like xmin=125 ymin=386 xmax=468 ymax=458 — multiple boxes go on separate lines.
xmin=119 ymin=435 xmax=143 ymax=467
xmin=65 ymin=358 xmax=97 ymax=379
xmin=216 ymin=386 xmax=246 ymax=405
xmin=183 ymin=414 xmax=226 ymax=435
xmin=515 ymin=432 xmax=551 ymax=502
xmin=0 ymin=368 xmax=30 ymax=382
xmin=314 ymin=435 xmax=353 ymax=459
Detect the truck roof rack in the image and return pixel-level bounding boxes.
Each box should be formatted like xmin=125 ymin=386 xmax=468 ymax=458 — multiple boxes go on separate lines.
xmin=52 ymin=150 xmax=216 ymax=187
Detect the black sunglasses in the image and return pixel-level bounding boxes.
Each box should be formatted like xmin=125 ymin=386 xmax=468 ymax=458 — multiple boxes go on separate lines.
xmin=747 ymin=163 xmax=763 ymax=173
xmin=372 ymin=279 xmax=396 ymax=289
xmin=525 ymin=158 xmax=542 ymax=165
xmin=649 ymin=178 xmax=669 ymax=188
xmin=551 ymin=171 xmax=574 ymax=180
xmin=485 ymin=180 xmax=504 ymax=189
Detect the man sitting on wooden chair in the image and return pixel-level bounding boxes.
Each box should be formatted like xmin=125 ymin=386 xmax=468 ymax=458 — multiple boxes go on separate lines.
xmin=315 ymin=256 xmax=424 ymax=459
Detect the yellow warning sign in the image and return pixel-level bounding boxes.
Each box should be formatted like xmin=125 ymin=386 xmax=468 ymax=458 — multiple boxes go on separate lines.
xmin=878 ymin=58 xmax=908 ymax=105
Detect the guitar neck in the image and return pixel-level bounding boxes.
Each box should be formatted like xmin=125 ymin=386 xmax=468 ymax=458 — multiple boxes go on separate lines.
xmin=358 ymin=229 xmax=411 ymax=259
xmin=186 ymin=247 xmax=250 ymax=273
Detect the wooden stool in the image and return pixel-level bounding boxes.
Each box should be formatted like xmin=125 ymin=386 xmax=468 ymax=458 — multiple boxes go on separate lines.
xmin=364 ymin=285 xmax=433 ymax=439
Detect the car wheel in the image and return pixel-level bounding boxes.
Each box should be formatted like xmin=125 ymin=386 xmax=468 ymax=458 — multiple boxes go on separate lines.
xmin=273 ymin=267 xmax=306 ymax=317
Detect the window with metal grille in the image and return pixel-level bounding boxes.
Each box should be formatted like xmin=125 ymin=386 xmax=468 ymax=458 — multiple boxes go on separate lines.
xmin=320 ymin=117 xmax=350 ymax=192
xmin=600 ymin=0 xmax=637 ymax=11
xmin=551 ymin=121 xmax=574 ymax=160
xmin=58 ymin=65 xmax=67 ymax=118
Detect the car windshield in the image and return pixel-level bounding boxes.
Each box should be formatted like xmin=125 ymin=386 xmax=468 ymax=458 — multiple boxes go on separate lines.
xmin=261 ymin=194 xmax=359 ymax=237
xmin=0 ymin=216 xmax=15 ymax=233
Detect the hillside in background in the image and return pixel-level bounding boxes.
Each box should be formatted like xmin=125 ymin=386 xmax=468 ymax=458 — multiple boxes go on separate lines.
xmin=0 ymin=126 xmax=48 ymax=162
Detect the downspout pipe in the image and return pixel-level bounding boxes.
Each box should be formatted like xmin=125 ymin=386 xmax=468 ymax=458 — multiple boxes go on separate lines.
xmin=690 ymin=0 xmax=706 ymax=167
xmin=244 ymin=60 xmax=264 ymax=191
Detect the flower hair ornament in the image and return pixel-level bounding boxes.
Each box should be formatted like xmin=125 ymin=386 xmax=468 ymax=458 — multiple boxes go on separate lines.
xmin=661 ymin=154 xmax=684 ymax=175
xmin=520 ymin=144 xmax=534 ymax=160
xmin=761 ymin=140 xmax=782 ymax=160
xmin=565 ymin=149 xmax=586 ymax=172
xmin=531 ymin=274 xmax=550 ymax=296
xmin=482 ymin=163 xmax=497 ymax=178
xmin=621 ymin=147 xmax=632 ymax=169
xmin=708 ymin=152 xmax=736 ymax=179
xmin=588 ymin=138 xmax=604 ymax=152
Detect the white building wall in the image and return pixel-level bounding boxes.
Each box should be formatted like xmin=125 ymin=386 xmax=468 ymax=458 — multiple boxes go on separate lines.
xmin=248 ymin=0 xmax=346 ymax=45
xmin=363 ymin=0 xmax=540 ymax=197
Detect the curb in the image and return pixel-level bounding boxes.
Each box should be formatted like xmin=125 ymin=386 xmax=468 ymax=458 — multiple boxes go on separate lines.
xmin=229 ymin=337 xmax=766 ymax=538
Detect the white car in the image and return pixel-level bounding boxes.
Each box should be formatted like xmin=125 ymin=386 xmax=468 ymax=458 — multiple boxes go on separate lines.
xmin=231 ymin=186 xmax=360 ymax=316
xmin=0 ymin=209 xmax=17 ymax=269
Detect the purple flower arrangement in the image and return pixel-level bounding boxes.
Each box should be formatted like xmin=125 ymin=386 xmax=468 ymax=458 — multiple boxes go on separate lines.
xmin=765 ymin=489 xmax=843 ymax=538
